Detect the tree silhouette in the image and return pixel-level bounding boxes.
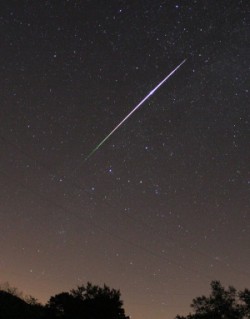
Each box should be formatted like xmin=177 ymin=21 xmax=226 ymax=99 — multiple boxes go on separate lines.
xmin=47 ymin=282 xmax=129 ymax=319
xmin=239 ymin=289 xmax=250 ymax=318
xmin=0 ymin=290 xmax=45 ymax=319
xmin=175 ymin=280 xmax=249 ymax=319
xmin=47 ymin=292 xmax=82 ymax=319
xmin=0 ymin=282 xmax=129 ymax=319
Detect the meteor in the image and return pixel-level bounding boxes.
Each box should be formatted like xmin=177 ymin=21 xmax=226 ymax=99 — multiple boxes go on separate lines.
xmin=85 ymin=59 xmax=186 ymax=160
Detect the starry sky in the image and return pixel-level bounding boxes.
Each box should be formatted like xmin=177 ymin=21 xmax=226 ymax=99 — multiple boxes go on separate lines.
xmin=0 ymin=1 xmax=249 ymax=318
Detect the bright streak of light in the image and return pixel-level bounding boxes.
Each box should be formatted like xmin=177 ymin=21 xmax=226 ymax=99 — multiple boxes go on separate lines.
xmin=85 ymin=59 xmax=187 ymax=160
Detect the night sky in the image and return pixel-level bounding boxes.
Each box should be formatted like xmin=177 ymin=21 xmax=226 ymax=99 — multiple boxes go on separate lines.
xmin=1 ymin=1 xmax=249 ymax=319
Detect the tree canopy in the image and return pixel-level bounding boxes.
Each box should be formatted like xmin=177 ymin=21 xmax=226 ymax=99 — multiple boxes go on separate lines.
xmin=1 ymin=280 xmax=250 ymax=319
xmin=0 ymin=282 xmax=129 ymax=319
xmin=176 ymin=280 xmax=250 ymax=319
xmin=48 ymin=282 xmax=129 ymax=319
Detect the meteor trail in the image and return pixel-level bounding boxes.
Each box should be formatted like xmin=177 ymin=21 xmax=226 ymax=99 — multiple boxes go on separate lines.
xmin=85 ymin=59 xmax=186 ymax=160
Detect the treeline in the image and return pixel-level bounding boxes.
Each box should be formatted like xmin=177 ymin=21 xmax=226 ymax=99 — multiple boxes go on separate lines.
xmin=0 ymin=280 xmax=250 ymax=318
xmin=177 ymin=280 xmax=250 ymax=319
xmin=0 ymin=282 xmax=129 ymax=319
